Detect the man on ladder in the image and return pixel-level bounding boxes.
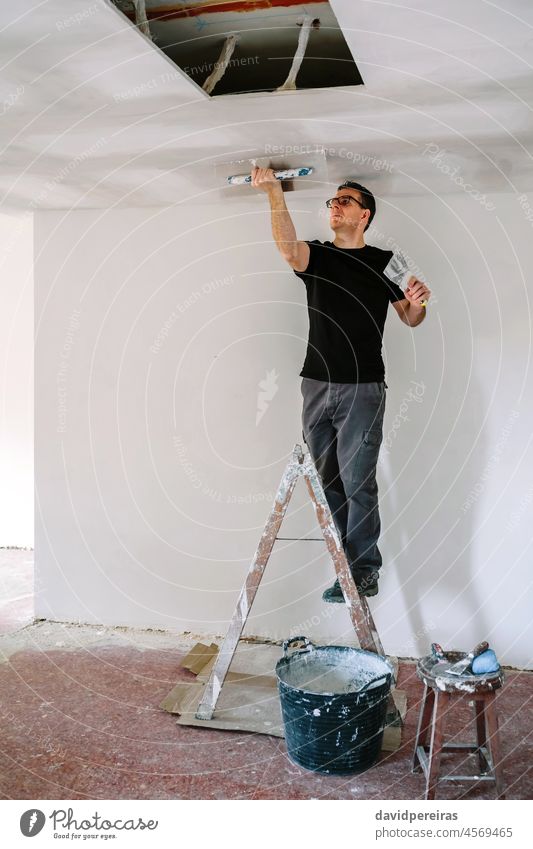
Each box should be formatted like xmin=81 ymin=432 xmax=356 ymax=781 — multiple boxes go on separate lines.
xmin=252 ymin=168 xmax=431 ymax=602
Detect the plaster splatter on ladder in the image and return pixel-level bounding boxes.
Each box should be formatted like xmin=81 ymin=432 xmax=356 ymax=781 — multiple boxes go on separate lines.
xmin=203 ymin=34 xmax=239 ymax=95
xmin=275 ymin=459 xmax=300 ymax=503
xmin=238 ymin=592 xmax=249 ymax=621
xmin=277 ymin=16 xmax=317 ymax=92
xmin=210 ymin=673 xmax=222 ymax=706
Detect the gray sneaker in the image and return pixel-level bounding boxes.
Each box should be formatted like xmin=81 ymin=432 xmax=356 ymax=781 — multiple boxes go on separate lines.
xmin=322 ymin=573 xmax=379 ymax=603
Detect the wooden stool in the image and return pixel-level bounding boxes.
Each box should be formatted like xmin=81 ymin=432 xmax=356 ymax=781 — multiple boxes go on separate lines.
xmin=413 ymin=652 xmax=505 ymax=800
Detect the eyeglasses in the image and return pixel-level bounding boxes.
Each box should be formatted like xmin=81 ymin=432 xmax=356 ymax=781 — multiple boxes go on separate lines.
xmin=325 ymin=196 xmax=366 ymax=209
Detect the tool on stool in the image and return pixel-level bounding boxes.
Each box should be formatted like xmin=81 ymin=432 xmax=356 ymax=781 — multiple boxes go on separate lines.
xmin=413 ymin=650 xmax=506 ymax=799
xmin=472 ymin=649 xmax=500 ymax=675
xmin=431 ymin=642 xmax=446 ymax=661
xmin=447 ymin=641 xmax=489 ymax=676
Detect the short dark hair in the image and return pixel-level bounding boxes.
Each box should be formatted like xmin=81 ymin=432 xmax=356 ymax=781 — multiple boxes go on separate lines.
xmin=337 ymin=181 xmax=376 ymax=231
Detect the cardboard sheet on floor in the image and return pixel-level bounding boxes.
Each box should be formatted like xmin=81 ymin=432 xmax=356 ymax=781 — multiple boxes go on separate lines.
xmin=161 ymin=642 xmax=407 ymax=752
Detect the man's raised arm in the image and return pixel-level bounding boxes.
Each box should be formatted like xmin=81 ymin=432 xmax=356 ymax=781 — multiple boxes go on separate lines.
xmin=251 ymin=167 xmax=310 ymax=272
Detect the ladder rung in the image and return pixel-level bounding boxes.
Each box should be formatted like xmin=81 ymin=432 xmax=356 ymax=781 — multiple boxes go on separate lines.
xmin=275 ymin=537 xmax=325 ymax=541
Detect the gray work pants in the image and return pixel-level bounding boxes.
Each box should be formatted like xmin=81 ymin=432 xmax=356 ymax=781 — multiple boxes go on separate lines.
xmin=301 ymin=377 xmax=387 ymax=577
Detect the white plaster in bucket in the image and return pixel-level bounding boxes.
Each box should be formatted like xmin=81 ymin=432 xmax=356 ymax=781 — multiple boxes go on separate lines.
xmin=279 ymin=648 xmax=392 ymax=695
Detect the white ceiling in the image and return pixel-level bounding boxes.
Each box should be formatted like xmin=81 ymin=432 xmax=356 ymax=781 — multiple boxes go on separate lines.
xmin=0 ymin=0 xmax=532 ymax=209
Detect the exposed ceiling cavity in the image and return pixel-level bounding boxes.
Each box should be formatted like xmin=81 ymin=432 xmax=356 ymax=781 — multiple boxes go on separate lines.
xmin=111 ymin=0 xmax=363 ymax=96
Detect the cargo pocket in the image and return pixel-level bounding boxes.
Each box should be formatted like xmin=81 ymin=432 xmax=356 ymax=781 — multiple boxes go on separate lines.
xmin=364 ymin=428 xmax=383 ymax=447
xmin=350 ymin=428 xmax=383 ymax=486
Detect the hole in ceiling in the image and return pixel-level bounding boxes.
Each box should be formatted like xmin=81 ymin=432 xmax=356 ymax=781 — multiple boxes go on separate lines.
xmin=112 ymin=1 xmax=364 ymax=96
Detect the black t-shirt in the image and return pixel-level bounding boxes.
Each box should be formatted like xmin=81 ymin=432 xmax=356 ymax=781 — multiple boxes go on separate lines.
xmin=293 ymin=240 xmax=406 ymax=383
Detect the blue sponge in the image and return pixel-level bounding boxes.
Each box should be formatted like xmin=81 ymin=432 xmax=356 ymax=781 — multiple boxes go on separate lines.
xmin=471 ymin=649 xmax=500 ymax=675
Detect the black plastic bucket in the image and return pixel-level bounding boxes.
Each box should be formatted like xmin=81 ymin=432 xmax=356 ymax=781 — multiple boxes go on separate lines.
xmin=276 ymin=636 xmax=394 ymax=774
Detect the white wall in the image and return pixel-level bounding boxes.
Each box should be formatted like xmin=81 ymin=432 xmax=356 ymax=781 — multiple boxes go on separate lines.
xmin=34 ymin=192 xmax=533 ymax=668
xmin=0 ymin=212 xmax=33 ymax=547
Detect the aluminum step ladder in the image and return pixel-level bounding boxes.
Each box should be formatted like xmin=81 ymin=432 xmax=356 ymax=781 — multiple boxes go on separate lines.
xmin=195 ymin=443 xmax=397 ymax=723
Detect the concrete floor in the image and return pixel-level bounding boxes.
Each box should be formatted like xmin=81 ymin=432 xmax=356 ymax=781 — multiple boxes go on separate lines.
xmin=0 ymin=551 xmax=531 ymax=800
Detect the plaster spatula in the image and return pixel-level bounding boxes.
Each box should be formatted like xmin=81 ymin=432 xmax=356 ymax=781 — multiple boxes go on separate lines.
xmin=447 ymin=641 xmax=489 ymax=676
xmin=383 ymin=251 xmax=427 ymax=307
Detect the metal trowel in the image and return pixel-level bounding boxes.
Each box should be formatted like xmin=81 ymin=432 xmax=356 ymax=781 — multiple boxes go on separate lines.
xmin=214 ymin=148 xmax=329 ymax=197
xmin=447 ymin=641 xmax=489 ymax=676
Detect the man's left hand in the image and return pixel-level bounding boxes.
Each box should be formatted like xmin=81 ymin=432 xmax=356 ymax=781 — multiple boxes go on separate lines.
xmin=405 ymin=276 xmax=431 ymax=307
